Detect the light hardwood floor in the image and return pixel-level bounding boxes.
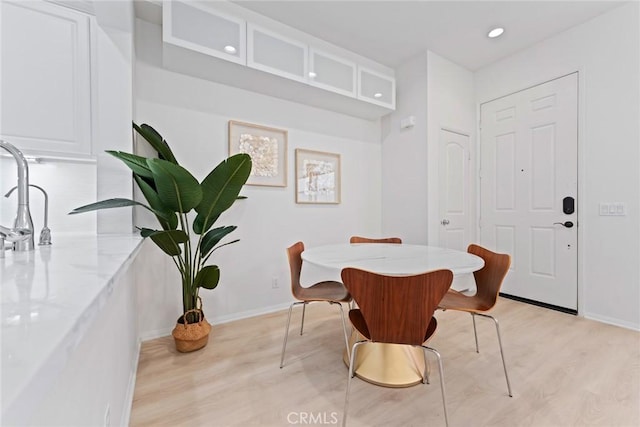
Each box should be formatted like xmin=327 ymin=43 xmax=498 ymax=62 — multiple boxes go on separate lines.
xmin=130 ymin=298 xmax=640 ymax=426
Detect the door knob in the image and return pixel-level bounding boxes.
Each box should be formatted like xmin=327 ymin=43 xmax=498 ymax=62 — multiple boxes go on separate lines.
xmin=441 ymin=219 xmax=450 ymax=225
xmin=553 ymin=221 xmax=574 ymax=228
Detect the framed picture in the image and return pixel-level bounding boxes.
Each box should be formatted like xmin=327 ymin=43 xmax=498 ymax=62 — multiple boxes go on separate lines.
xmin=228 ymin=120 xmax=287 ymax=187
xmin=295 ymin=149 xmax=341 ymax=204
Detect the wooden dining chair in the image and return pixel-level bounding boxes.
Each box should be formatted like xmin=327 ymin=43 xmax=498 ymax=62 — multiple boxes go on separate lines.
xmin=349 ymin=235 xmax=402 ymax=244
xmin=280 ymin=242 xmax=352 ymax=368
xmin=439 ymin=243 xmax=513 ymax=397
xmin=340 ymin=268 xmax=453 ymax=426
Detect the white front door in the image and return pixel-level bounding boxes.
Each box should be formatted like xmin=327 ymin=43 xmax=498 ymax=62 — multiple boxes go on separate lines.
xmin=480 ymin=73 xmax=578 ymax=311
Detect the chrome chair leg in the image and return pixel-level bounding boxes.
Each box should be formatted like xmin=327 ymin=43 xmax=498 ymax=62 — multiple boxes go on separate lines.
xmin=475 ymin=313 xmax=513 ymax=397
xmin=423 ymin=346 xmax=449 ymax=427
xmin=330 ymin=301 xmax=351 ymax=361
xmin=300 ymin=302 xmax=307 ymax=335
xmin=471 ymin=312 xmax=479 ymax=353
xmin=280 ymin=301 xmax=304 ymax=368
xmin=342 ymin=340 xmax=366 ymax=427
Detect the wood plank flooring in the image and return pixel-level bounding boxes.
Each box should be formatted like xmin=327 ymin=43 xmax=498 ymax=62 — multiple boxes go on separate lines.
xmin=130 ymin=298 xmax=640 ymax=426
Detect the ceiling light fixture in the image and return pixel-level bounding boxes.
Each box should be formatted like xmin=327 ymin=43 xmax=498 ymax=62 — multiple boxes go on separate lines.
xmin=487 ymin=27 xmax=504 ymax=38
xmin=308 ymin=71 xmax=317 ymax=78
xmin=374 ymin=93 xmax=383 ymax=98
xmin=223 ymin=45 xmax=237 ymax=54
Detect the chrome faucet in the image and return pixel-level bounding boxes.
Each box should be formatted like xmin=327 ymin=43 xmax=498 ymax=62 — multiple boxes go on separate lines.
xmin=0 ymin=140 xmax=35 ymax=251
xmin=6 ymin=184 xmax=51 ymax=245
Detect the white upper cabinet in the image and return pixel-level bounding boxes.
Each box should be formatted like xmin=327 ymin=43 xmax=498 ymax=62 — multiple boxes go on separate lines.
xmin=308 ymin=48 xmax=357 ymax=98
xmin=358 ymin=67 xmax=396 ymax=109
xmin=247 ymin=24 xmax=308 ymax=83
xmin=1 ymin=1 xmax=92 ymax=157
xmin=163 ymin=0 xmax=246 ymax=65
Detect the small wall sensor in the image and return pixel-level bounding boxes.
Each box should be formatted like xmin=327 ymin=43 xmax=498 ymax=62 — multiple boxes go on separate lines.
xmin=400 ymin=116 xmax=416 ymax=129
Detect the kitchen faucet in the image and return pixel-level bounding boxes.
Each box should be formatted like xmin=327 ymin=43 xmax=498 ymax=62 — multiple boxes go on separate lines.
xmin=5 ymin=184 xmax=51 ymax=245
xmin=0 ymin=140 xmax=35 ymax=251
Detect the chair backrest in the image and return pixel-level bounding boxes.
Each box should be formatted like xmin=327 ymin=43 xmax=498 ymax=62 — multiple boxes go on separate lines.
xmin=468 ymin=244 xmax=511 ymax=310
xmin=287 ymin=241 xmax=305 ymax=296
xmin=349 ymin=236 xmax=402 ymax=244
xmin=341 ymin=268 xmax=453 ymax=345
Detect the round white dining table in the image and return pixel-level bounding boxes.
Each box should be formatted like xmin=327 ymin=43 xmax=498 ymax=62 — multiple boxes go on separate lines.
xmin=301 ymin=243 xmax=485 ymax=388
xmin=301 ymin=243 xmax=484 ymax=276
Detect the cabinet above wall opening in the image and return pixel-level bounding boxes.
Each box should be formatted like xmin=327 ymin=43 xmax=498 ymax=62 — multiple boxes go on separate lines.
xmin=139 ymin=0 xmax=395 ymax=120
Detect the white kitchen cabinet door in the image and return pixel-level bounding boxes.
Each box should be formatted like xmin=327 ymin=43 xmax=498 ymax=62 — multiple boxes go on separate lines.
xmin=163 ymin=0 xmax=246 ymax=65
xmin=308 ymin=48 xmax=357 ymax=98
xmin=358 ymin=67 xmax=396 ymax=109
xmin=1 ymin=0 xmax=92 ymax=157
xmin=247 ymin=24 xmax=308 ymax=83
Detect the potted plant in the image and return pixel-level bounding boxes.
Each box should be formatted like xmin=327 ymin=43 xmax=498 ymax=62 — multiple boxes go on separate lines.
xmin=70 ymin=123 xmax=252 ymax=352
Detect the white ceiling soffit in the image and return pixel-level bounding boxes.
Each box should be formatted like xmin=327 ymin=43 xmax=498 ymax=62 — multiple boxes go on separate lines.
xmin=230 ymin=0 xmax=627 ymax=70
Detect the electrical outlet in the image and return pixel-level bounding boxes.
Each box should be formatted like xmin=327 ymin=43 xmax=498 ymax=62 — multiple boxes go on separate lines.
xmin=272 ymin=276 xmax=279 ymax=289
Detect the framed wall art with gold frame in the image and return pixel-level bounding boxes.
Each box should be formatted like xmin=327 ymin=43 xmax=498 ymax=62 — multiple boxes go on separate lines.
xmin=295 ymin=149 xmax=341 ymax=204
xmin=228 ymin=120 xmax=288 ymax=187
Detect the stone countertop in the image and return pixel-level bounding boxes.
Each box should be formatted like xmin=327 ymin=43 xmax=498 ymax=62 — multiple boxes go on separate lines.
xmin=0 ymin=233 xmax=143 ymax=415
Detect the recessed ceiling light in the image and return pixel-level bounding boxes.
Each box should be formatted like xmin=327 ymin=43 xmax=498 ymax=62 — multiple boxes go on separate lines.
xmin=374 ymin=92 xmax=383 ymax=98
xmin=308 ymin=71 xmax=317 ymax=78
xmin=223 ymin=45 xmax=237 ymax=54
xmin=487 ymin=27 xmax=504 ymax=38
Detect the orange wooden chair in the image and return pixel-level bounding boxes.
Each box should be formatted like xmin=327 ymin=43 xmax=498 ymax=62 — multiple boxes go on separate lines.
xmin=341 ymin=268 xmax=453 ymax=426
xmin=439 ymin=243 xmax=513 ymax=396
xmin=349 ymin=236 xmax=402 ymax=244
xmin=280 ymin=242 xmax=352 ymax=368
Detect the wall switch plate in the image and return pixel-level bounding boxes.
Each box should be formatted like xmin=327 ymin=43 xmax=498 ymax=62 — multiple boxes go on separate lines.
xmin=599 ymin=202 xmax=626 ymax=216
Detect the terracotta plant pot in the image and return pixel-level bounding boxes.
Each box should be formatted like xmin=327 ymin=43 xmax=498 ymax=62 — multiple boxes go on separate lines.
xmin=171 ymin=309 xmax=211 ymax=353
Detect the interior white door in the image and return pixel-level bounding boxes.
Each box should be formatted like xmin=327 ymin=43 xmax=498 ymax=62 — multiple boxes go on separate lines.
xmin=439 ymin=129 xmax=471 ymax=252
xmin=439 ymin=129 xmax=473 ymax=292
xmin=480 ymin=73 xmax=578 ymax=310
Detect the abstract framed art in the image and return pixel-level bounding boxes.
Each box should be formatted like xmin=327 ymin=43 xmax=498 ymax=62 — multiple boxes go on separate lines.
xmin=228 ymin=120 xmax=288 ymax=187
xmin=295 ymin=149 xmax=341 ymax=204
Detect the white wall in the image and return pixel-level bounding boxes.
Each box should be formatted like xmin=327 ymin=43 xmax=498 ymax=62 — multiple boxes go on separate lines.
xmin=134 ymin=19 xmax=382 ymax=336
xmin=380 ymin=54 xmax=429 ymax=243
xmin=380 ymin=51 xmax=476 ymax=247
xmin=475 ymin=3 xmax=640 ymax=329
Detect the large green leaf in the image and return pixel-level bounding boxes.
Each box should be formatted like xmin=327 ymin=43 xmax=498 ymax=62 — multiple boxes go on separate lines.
xmin=106 ymin=151 xmax=153 ymax=178
xmin=199 ymin=226 xmax=237 ymax=258
xmin=194 ymin=265 xmax=220 ymax=290
xmin=139 ymin=228 xmax=188 ymax=256
xmin=193 ymin=154 xmax=251 ymax=234
xmin=133 ymin=122 xmax=178 ymax=164
xmin=147 ymin=158 xmax=203 ymax=213
xmin=69 ymin=198 xmax=151 ymax=215
xmin=134 ymin=175 xmax=178 ymax=230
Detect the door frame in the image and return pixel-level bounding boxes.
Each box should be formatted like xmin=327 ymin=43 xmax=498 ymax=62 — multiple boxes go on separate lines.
xmin=476 ymin=70 xmax=586 ymax=316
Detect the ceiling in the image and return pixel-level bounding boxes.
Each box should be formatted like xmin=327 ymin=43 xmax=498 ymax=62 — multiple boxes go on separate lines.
xmin=231 ymin=1 xmax=626 ymax=70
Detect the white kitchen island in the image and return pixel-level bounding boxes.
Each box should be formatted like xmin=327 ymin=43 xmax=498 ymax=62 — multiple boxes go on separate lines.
xmin=1 ymin=234 xmax=143 ymax=426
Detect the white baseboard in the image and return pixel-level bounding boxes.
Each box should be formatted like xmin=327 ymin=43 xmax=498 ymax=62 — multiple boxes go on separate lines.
xmin=584 ymin=312 xmax=640 ymax=331
xmin=139 ymin=302 xmax=293 ymax=342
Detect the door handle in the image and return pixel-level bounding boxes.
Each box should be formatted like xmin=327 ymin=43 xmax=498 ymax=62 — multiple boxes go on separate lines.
xmin=441 ymin=219 xmax=450 ymax=226
xmin=553 ymin=221 xmax=574 ymax=228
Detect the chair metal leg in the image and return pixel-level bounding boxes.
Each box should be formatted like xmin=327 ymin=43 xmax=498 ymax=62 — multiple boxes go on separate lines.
xmin=471 ymin=312 xmax=479 ymax=353
xmin=476 ymin=313 xmax=513 ymax=397
xmin=330 ymin=301 xmax=351 ymax=361
xmin=300 ymin=302 xmax=307 ymax=335
xmin=280 ymin=301 xmax=304 ymax=368
xmin=342 ymin=340 xmax=366 ymax=427
xmin=423 ymin=347 xmax=449 ymax=427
